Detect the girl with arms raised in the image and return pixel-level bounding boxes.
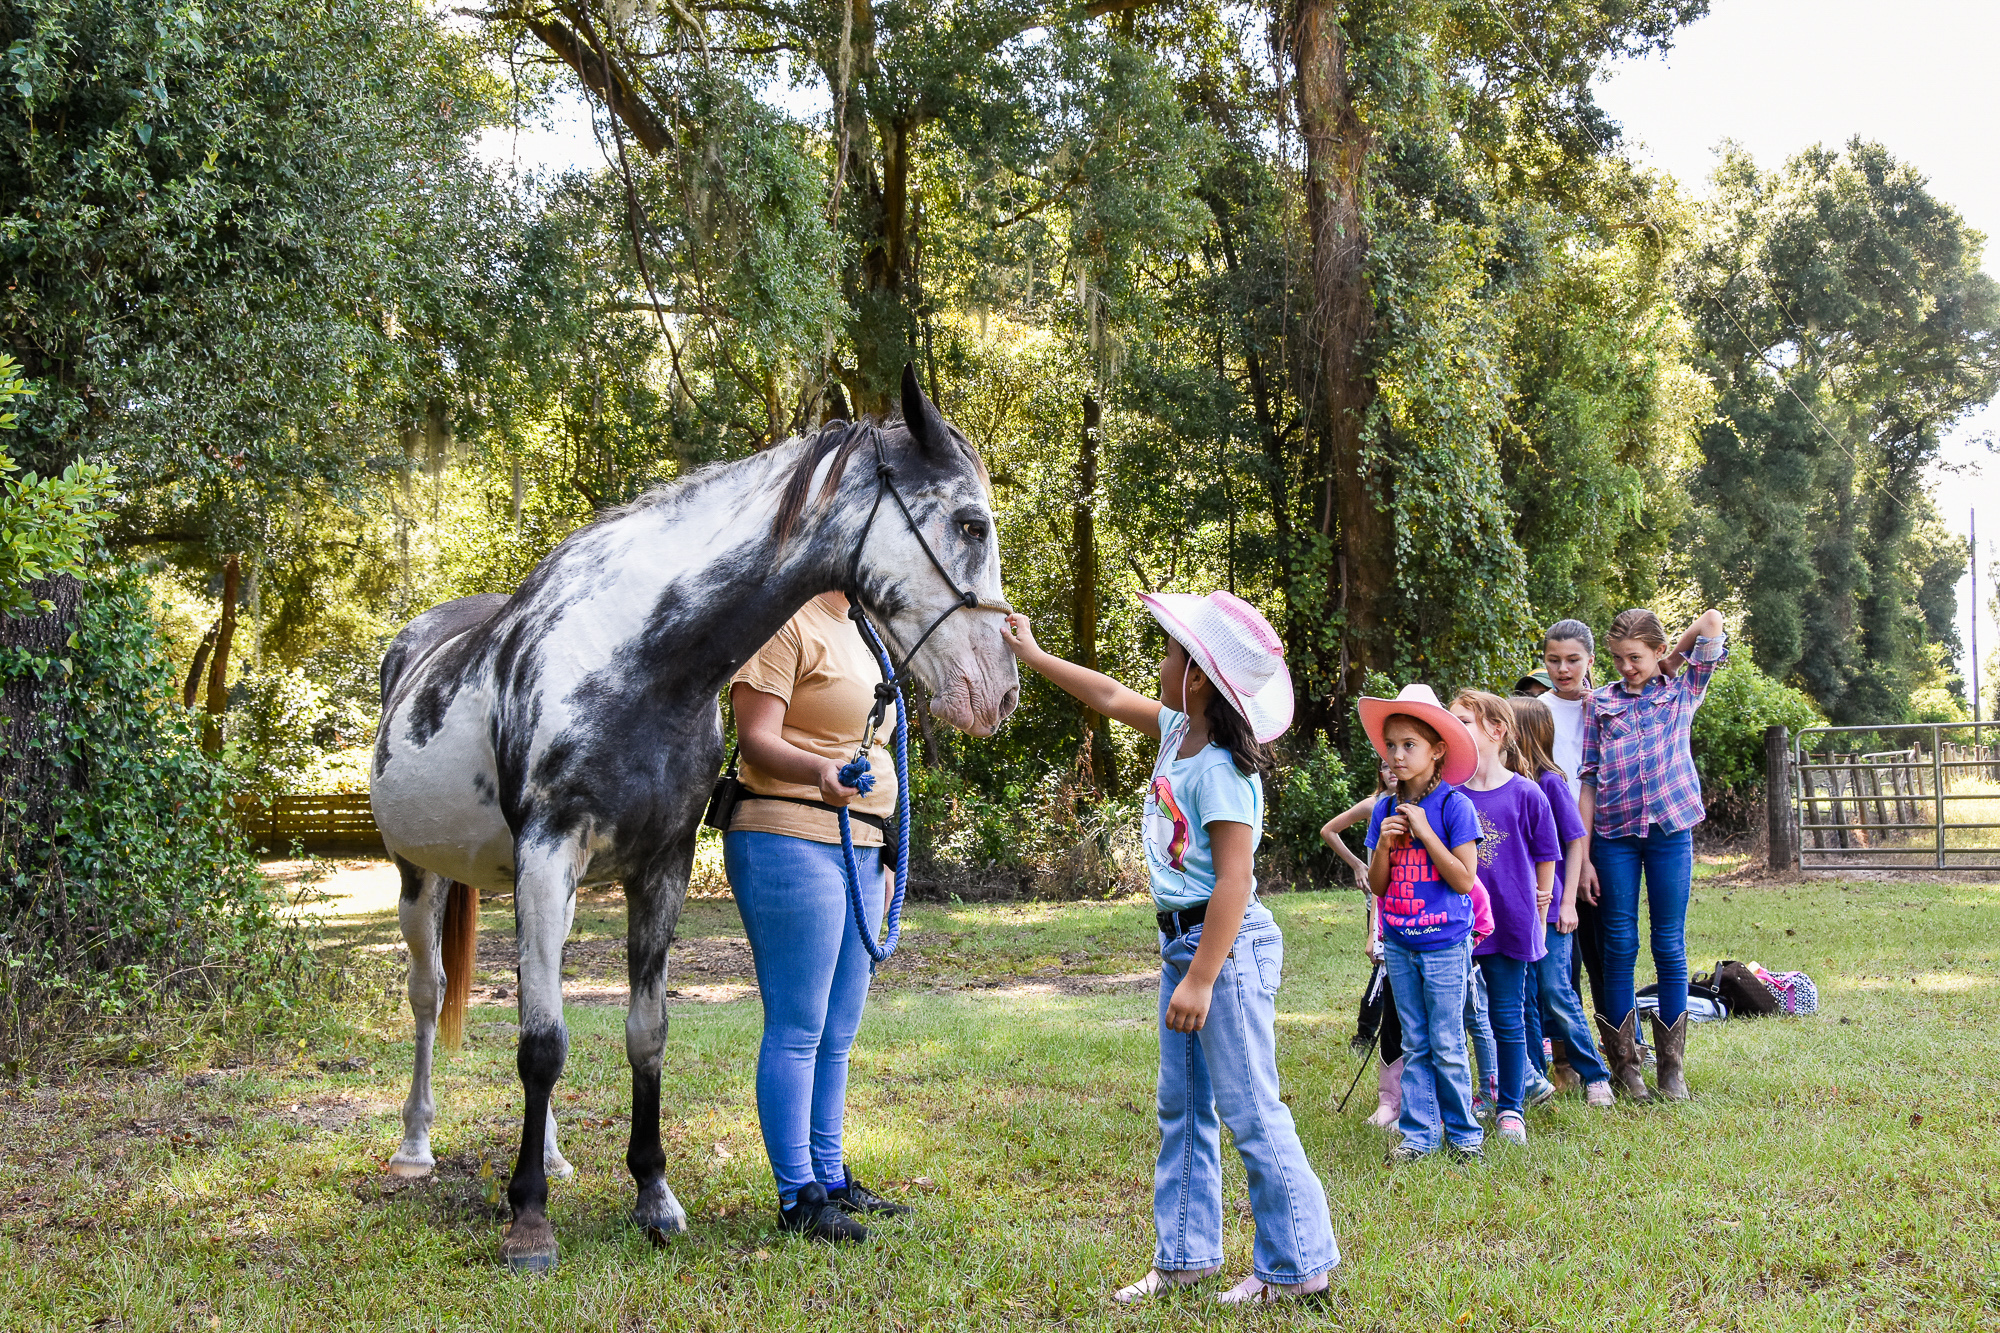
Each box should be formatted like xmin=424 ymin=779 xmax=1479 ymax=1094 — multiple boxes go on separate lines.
xmin=1004 ymin=592 xmax=1337 ymax=1305
xmin=1581 ymin=607 xmax=1727 ymax=1101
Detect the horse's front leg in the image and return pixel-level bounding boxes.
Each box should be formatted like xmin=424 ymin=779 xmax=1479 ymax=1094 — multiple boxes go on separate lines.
xmin=500 ymin=833 xmax=582 ymax=1273
xmin=626 ymin=834 xmax=695 ymax=1242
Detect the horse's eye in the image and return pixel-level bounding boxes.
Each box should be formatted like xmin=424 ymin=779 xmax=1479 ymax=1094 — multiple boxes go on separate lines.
xmin=960 ymin=520 xmax=988 ymax=544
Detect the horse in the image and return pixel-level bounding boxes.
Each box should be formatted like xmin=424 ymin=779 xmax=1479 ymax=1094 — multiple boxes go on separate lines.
xmin=369 ymin=366 xmax=1019 ymax=1270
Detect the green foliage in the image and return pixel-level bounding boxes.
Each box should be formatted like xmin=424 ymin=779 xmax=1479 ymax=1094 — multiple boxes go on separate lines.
xmin=0 ymin=352 xmax=113 ymax=615
xmin=1683 ymin=141 xmax=2000 ymax=724
xmin=1266 ymin=736 xmax=1354 ymax=886
xmin=0 ymin=568 xmax=313 ymax=1065
xmin=1689 ymin=655 xmax=1824 ymax=799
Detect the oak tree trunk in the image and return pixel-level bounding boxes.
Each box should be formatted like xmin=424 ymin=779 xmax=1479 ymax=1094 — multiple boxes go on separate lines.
xmin=202 ymin=554 xmax=240 ymax=755
xmin=1293 ymin=0 xmax=1388 ymax=715
xmin=1072 ymin=393 xmax=1120 ymax=794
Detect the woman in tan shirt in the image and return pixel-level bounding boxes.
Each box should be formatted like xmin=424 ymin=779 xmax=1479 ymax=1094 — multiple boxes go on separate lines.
xmin=725 ymin=590 xmax=910 ymax=1244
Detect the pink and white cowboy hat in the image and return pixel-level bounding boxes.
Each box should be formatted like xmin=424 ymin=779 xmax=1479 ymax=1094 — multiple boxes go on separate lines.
xmin=1357 ymin=684 xmax=1478 ymax=786
xmin=1137 ymin=590 xmax=1293 ymax=743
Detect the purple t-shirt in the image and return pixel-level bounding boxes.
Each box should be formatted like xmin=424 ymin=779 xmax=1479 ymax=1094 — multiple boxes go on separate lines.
xmin=1536 ymin=768 xmax=1586 ymax=926
xmin=1461 ymin=775 xmax=1559 ymax=961
xmin=1365 ymin=783 xmax=1483 ymax=952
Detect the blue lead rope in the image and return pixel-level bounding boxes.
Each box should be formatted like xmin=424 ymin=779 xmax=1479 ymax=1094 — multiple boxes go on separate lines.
xmin=837 ymin=614 xmax=910 ymax=968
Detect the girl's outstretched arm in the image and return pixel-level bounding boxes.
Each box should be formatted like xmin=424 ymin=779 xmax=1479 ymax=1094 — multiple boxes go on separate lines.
xmin=1002 ymin=614 xmax=1163 ymax=739
xmin=1319 ymin=796 xmax=1374 ymax=879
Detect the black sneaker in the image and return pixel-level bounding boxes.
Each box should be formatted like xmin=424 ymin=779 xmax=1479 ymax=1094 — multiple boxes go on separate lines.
xmin=1446 ymin=1141 xmax=1485 ymax=1165
xmin=827 ymin=1175 xmax=913 ymax=1217
xmin=778 ymin=1182 xmax=869 ymax=1244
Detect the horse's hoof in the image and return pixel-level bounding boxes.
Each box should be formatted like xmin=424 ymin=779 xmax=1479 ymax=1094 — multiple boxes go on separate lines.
xmin=632 ymin=1179 xmax=687 ymax=1245
xmin=385 ymin=1155 xmax=433 ymax=1179
xmin=544 ymin=1151 xmax=575 ymax=1181
xmin=501 ymin=1214 xmax=558 ymax=1274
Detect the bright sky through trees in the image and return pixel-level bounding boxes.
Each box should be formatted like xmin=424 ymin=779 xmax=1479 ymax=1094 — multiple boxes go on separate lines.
xmin=1598 ymin=0 xmax=2000 ymax=706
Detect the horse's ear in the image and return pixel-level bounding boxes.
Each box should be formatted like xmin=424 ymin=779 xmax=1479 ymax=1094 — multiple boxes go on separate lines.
xmin=900 ymin=361 xmax=948 ymax=456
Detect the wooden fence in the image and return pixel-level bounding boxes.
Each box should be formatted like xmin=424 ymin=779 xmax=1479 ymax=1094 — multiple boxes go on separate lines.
xmin=233 ymin=793 xmax=383 ymax=851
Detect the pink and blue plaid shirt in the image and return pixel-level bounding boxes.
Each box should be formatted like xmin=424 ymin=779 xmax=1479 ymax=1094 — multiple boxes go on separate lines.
xmin=1579 ymin=635 xmax=1728 ymax=838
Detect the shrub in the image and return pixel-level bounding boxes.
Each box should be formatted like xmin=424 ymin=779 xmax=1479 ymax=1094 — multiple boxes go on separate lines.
xmin=1691 ymin=655 xmax=1824 ymax=817
xmin=0 ymin=568 xmax=316 ymax=1067
xmin=1266 ymin=734 xmax=1355 ymax=887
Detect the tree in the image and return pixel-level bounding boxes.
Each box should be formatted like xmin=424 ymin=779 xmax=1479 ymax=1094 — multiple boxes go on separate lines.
xmin=1683 ymin=141 xmax=2000 ymax=723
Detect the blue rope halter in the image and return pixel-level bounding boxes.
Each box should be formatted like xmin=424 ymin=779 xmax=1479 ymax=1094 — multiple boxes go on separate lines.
xmin=835 ymin=613 xmax=910 ymax=968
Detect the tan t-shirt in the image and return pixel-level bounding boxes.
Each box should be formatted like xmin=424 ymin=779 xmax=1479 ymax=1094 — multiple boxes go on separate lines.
xmin=729 ymin=596 xmax=898 ymax=846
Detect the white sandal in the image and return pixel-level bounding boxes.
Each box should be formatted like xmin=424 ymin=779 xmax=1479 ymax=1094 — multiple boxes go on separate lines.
xmin=1113 ymin=1266 xmax=1219 ymax=1303
xmin=1216 ymin=1273 xmax=1332 ymax=1305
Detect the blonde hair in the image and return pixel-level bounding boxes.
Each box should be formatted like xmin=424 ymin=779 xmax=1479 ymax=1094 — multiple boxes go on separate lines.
xmin=1507 ymin=696 xmax=1564 ymax=782
xmin=1607 ymin=608 xmax=1669 ymax=651
xmin=1450 ymin=689 xmax=1515 ymax=762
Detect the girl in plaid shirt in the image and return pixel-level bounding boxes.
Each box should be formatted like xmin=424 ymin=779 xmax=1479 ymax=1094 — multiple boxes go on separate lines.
xmin=1578 ymin=607 xmax=1726 ymax=1103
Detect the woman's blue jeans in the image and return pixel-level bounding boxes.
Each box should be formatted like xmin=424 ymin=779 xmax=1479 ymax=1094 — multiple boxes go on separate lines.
xmin=1155 ymin=902 xmax=1339 ymax=1284
xmin=724 ymin=830 xmax=882 ymax=1202
xmin=1474 ymin=953 xmax=1529 ymax=1114
xmin=1590 ymin=824 xmax=1693 ymax=1025
xmin=1382 ymin=938 xmax=1481 ymax=1153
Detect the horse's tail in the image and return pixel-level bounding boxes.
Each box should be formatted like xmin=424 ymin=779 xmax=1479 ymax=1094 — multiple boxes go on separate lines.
xmin=439 ymin=880 xmax=478 ymax=1050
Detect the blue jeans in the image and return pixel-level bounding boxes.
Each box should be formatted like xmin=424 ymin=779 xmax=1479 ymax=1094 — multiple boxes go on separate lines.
xmin=1464 ymin=966 xmax=1495 ymax=1103
xmin=724 ymin=831 xmax=883 ymax=1201
xmin=1525 ymin=926 xmax=1613 ymax=1084
xmin=1383 ymin=937 xmax=1481 ymax=1153
xmin=1155 ymin=903 xmax=1339 ymax=1284
xmin=1475 ymin=953 xmax=1529 ymax=1114
xmin=1591 ymin=824 xmax=1693 ymax=1025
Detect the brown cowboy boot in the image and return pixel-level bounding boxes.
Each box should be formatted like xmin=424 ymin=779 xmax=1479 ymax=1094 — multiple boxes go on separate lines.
xmin=1648 ymin=1010 xmax=1689 ymax=1101
xmin=1549 ymin=1039 xmax=1581 ymax=1092
xmin=1593 ymin=1011 xmax=1651 ymax=1102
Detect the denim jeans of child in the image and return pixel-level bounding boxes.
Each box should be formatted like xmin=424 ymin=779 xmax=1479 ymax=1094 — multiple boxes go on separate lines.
xmin=1474 ymin=953 xmax=1530 ymax=1114
xmin=1155 ymin=902 xmax=1339 ymax=1284
xmin=1525 ymin=926 xmax=1612 ymax=1084
xmin=1591 ymin=823 xmax=1693 ymax=1024
xmin=1382 ymin=937 xmax=1481 ymax=1153
xmin=724 ymin=831 xmax=883 ymax=1202
xmin=1463 ymin=965 xmax=1496 ymax=1103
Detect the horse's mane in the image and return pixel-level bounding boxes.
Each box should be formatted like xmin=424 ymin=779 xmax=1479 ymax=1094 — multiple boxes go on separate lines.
xmin=773 ymin=418 xmax=872 ymax=545
xmin=593 ymin=412 xmax=986 ymax=545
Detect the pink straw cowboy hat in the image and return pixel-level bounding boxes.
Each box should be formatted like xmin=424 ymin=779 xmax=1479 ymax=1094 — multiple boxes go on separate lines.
xmin=1137 ymin=590 xmax=1293 ymax=743
xmin=1357 ymin=684 xmax=1478 ymax=786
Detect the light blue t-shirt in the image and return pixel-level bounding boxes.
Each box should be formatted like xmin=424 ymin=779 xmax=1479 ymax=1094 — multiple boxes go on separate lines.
xmin=1144 ymin=707 xmax=1263 ymax=911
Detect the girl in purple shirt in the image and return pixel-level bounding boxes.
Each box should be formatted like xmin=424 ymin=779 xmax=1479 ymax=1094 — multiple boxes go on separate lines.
xmin=1448 ymin=691 xmax=1560 ymax=1146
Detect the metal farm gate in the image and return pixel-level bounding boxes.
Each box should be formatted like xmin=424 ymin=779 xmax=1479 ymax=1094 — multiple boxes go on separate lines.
xmin=1788 ymin=721 xmax=2000 ymax=870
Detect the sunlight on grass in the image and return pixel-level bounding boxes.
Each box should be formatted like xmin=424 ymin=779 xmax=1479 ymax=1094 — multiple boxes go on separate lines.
xmin=2 ymin=879 xmax=1997 ymax=1330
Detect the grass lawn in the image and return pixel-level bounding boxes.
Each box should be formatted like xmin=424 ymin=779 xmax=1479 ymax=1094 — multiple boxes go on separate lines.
xmin=1 ymin=864 xmax=1994 ymax=1330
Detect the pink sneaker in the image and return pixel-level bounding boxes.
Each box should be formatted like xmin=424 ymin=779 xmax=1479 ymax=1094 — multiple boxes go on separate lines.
xmin=1585 ymin=1080 xmax=1613 ymax=1108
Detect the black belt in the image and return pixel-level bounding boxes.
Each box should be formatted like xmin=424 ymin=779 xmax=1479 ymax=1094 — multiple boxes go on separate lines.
xmin=1156 ymin=898 xmax=1262 ymax=939
xmin=737 ymin=794 xmax=887 ymax=834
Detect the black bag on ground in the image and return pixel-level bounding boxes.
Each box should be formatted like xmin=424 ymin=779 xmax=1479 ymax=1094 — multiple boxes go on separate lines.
xmin=1707 ymin=960 xmax=1780 ymax=1017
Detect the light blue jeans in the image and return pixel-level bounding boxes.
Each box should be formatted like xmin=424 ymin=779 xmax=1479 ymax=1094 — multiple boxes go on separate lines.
xmin=1592 ymin=824 xmax=1694 ymax=1024
xmin=724 ymin=830 xmax=883 ymax=1202
xmin=1464 ymin=966 xmax=1496 ymax=1104
xmin=1383 ymin=937 xmax=1482 ymax=1153
xmin=1155 ymin=902 xmax=1339 ymax=1284
xmin=1524 ymin=926 xmax=1613 ymax=1085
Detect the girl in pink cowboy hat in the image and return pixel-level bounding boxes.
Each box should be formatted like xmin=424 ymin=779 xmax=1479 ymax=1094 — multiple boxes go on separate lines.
xmin=1003 ymin=591 xmax=1338 ymax=1307
xmin=1357 ymin=683 xmax=1486 ymax=1163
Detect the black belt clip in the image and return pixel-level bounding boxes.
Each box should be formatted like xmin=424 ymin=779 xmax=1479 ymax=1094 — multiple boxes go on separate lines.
xmin=1156 ymin=901 xmax=1209 ymax=939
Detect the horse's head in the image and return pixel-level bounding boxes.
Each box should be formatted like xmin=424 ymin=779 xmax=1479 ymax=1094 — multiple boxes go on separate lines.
xmin=850 ymin=366 xmax=1020 ymax=737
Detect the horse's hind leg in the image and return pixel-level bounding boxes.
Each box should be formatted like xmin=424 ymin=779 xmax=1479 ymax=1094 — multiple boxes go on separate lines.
xmin=390 ymin=859 xmax=449 ymax=1177
xmin=625 ymin=834 xmax=695 ymax=1241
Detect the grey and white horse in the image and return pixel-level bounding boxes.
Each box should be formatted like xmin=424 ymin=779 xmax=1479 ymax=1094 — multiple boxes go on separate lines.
xmin=370 ymin=368 xmax=1019 ymax=1270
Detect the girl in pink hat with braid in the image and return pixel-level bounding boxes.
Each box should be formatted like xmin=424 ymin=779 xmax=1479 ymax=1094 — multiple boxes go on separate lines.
xmin=1003 ymin=591 xmax=1338 ymax=1307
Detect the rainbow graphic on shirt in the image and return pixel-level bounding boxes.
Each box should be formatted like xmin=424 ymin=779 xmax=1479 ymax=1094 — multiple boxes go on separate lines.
xmin=1148 ymin=776 xmax=1191 ymax=871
